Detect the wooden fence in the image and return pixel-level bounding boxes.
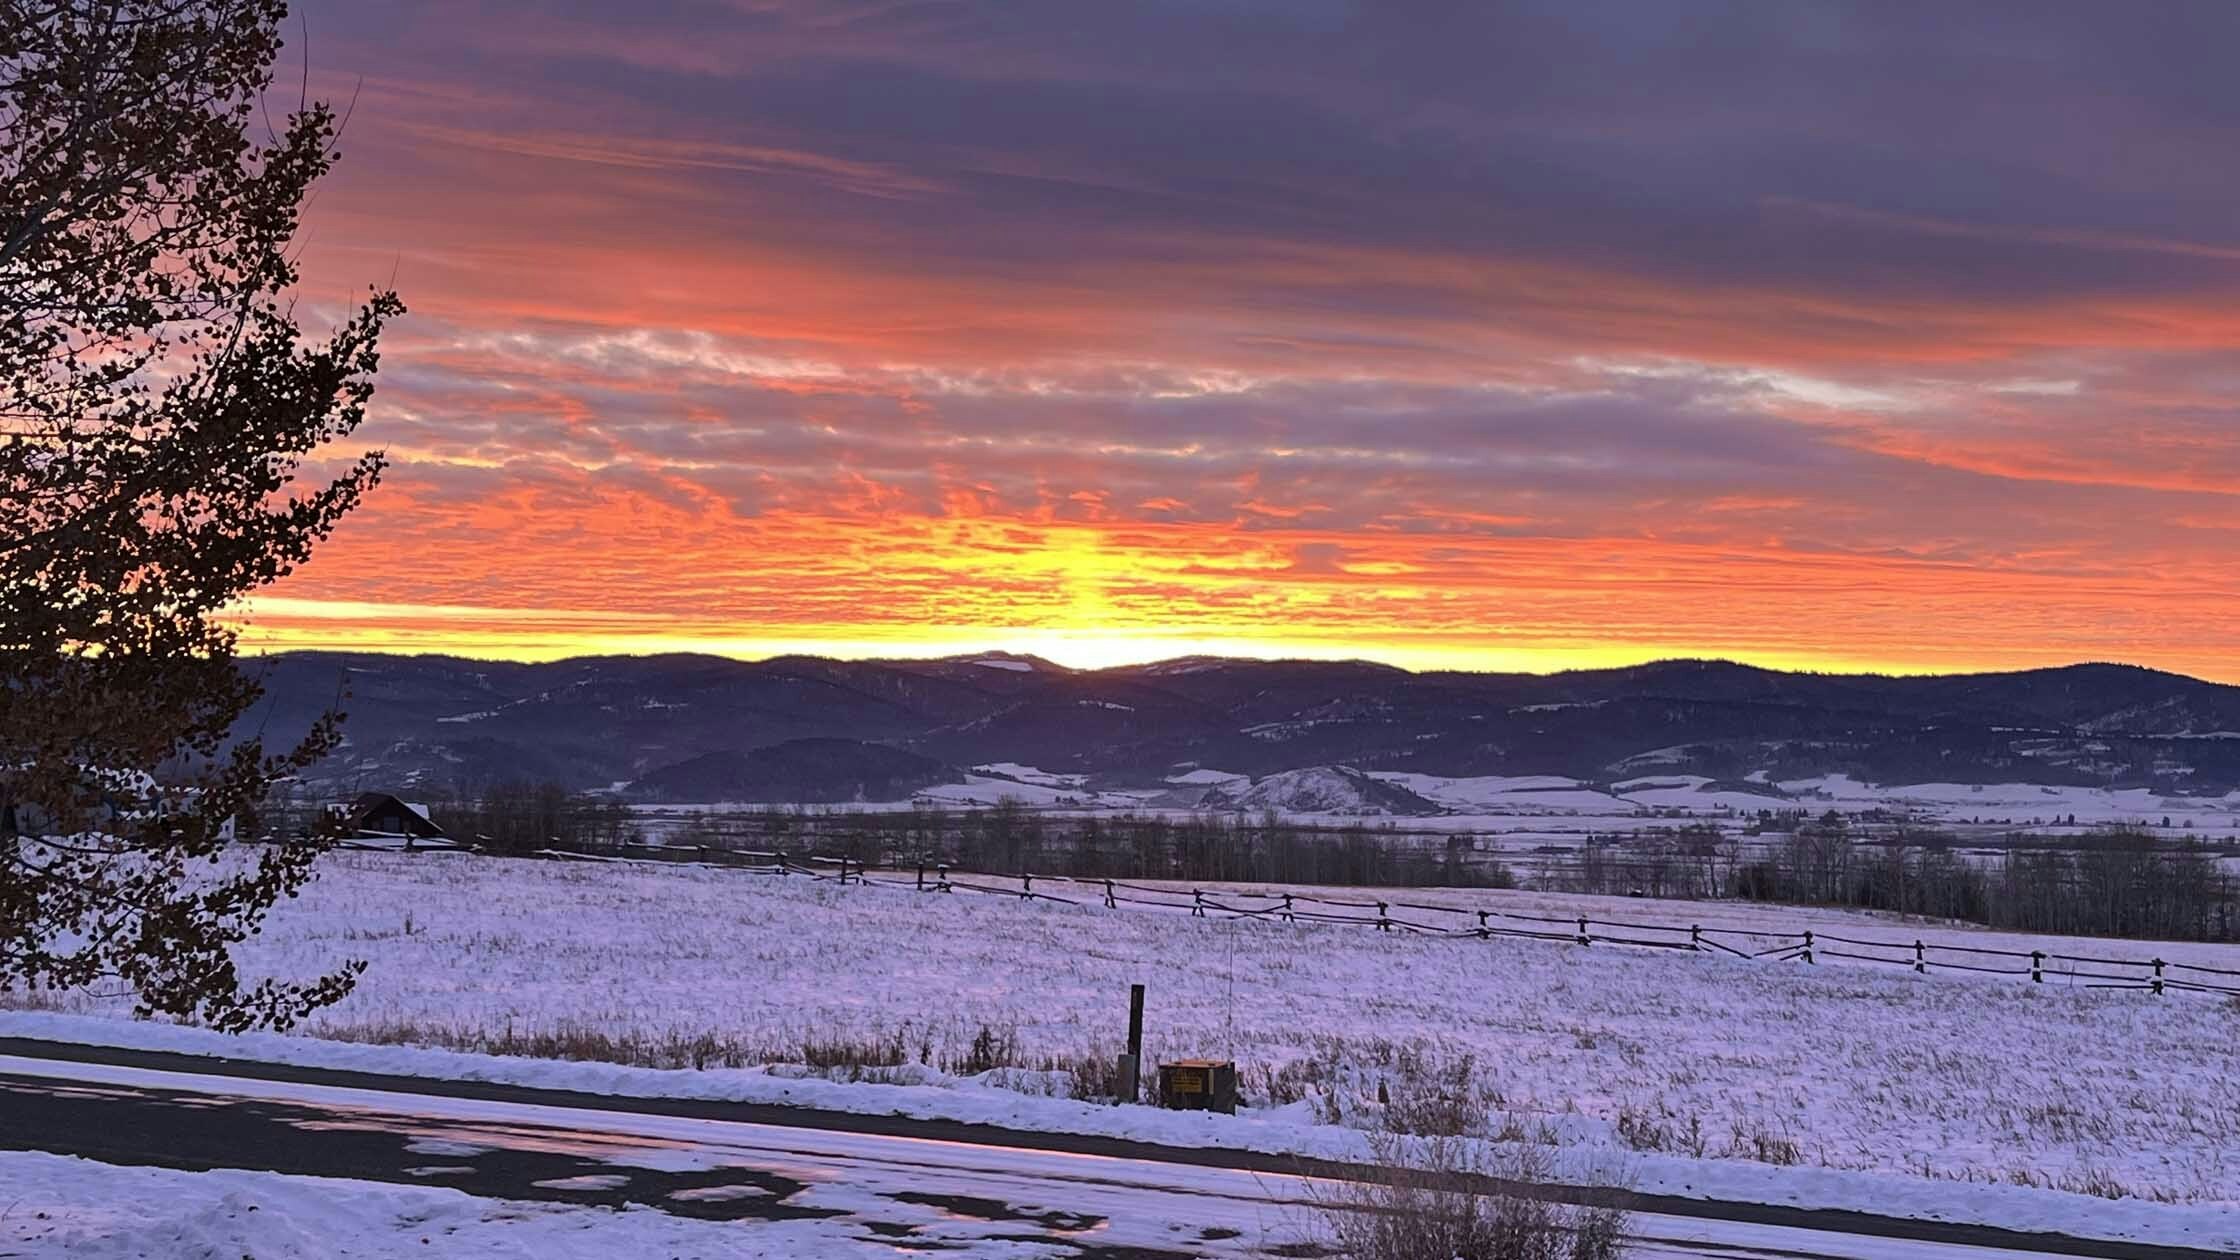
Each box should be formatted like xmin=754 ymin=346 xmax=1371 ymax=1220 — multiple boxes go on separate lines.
xmin=526 ymin=842 xmax=2240 ymax=999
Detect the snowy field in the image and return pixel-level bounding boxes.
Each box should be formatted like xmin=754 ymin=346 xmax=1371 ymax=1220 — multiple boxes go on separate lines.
xmin=14 ymin=849 xmax=2240 ymax=1224
xmin=1385 ymin=769 xmax=2240 ymax=831
xmin=681 ymin=763 xmax=2240 ymax=834
xmin=630 ymin=767 xmax=2240 ymax=877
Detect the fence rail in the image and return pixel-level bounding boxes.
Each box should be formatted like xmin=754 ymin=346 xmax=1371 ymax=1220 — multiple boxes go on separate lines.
xmin=521 ymin=843 xmax=2240 ymax=999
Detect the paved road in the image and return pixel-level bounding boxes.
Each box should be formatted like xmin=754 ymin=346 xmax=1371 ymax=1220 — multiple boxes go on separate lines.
xmin=0 ymin=1038 xmax=2215 ymax=1260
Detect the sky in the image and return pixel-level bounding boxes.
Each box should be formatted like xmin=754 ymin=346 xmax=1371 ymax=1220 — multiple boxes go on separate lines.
xmin=246 ymin=0 xmax=2240 ymax=679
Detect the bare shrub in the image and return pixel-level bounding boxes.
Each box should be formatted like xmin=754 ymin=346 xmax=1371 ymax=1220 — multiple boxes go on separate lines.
xmin=1252 ymin=1055 xmax=1331 ymax=1107
xmin=320 ymin=1018 xmax=771 ymax=1071
xmin=1253 ymin=1040 xmax=1505 ymax=1135
xmin=800 ymin=1029 xmax=907 ymax=1071
xmin=1043 ymin=1048 xmax=1127 ymax=1102
xmin=1492 ymin=1113 xmax=1557 ymax=1146
xmin=1384 ymin=1053 xmax=1497 ymax=1137
xmin=1614 ymin=1103 xmax=1705 ymax=1157
xmin=0 ymin=986 xmax=83 ymax=1014
xmin=946 ymin=1023 xmax=1021 ymax=1075
xmin=2053 ymin=1166 xmax=2161 ymax=1202
xmin=2017 ymin=1101 xmax=2118 ymax=1144
xmin=1316 ymin=1134 xmax=1628 ymax=1260
xmin=1722 ymin=1117 xmax=1800 ymax=1166
xmin=1989 ymin=1164 xmax=2170 ymax=1204
xmin=1247 ymin=1035 xmax=1358 ymax=1110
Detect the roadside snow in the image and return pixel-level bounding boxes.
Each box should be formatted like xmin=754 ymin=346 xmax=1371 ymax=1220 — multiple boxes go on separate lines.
xmin=0 ymin=1150 xmax=864 ymax=1259
xmin=7 ymin=1019 xmax=2240 ymax=1253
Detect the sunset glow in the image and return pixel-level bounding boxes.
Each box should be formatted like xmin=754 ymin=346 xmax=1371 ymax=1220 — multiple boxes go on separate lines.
xmin=255 ymin=3 xmax=2240 ymax=679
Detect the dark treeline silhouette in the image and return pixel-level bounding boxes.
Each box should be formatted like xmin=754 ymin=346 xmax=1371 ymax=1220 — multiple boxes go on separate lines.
xmin=395 ymin=782 xmax=641 ymax=853
xmin=308 ymin=781 xmax=2235 ymax=942
xmin=607 ymin=798 xmax=1515 ymax=889
xmin=809 ymin=800 xmax=1513 ymax=889
xmin=944 ymin=801 xmax=1515 ymax=889
xmin=261 ymin=781 xmax=637 ymax=853
xmin=1560 ymin=812 xmax=2240 ymax=942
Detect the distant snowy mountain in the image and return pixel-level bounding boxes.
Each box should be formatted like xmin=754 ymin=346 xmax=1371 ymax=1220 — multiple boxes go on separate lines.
xmin=1201 ymin=766 xmax=1443 ymax=816
xmin=235 ymin=652 xmax=2240 ymax=796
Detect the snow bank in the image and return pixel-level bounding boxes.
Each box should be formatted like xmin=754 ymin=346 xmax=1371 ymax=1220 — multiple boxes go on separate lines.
xmin=0 ymin=1149 xmax=937 ymax=1259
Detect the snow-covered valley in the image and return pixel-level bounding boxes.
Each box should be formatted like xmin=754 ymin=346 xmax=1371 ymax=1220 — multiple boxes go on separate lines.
xmin=12 ymin=849 xmax=2240 ymax=1244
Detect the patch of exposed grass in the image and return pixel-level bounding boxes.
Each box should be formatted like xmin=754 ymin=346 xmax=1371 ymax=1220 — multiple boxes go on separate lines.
xmin=1315 ymin=1134 xmax=1628 ymax=1260
xmin=318 ymin=1018 xmax=776 ymax=1071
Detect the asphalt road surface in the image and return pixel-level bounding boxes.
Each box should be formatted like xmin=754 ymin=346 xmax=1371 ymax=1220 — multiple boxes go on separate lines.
xmin=0 ymin=1037 xmax=2216 ymax=1260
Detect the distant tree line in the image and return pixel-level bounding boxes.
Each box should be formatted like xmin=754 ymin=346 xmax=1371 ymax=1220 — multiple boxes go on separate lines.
xmin=1558 ymin=812 xmax=2239 ymax=942
xmin=321 ymin=782 xmax=2236 ymax=943
xmin=409 ymin=782 xmax=641 ymax=854
xmin=608 ymin=799 xmax=1515 ymax=889
xmin=931 ymin=802 xmax=1515 ymax=889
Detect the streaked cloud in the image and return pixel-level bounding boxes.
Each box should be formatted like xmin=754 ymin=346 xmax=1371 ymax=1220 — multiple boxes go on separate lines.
xmin=250 ymin=0 xmax=2240 ymax=678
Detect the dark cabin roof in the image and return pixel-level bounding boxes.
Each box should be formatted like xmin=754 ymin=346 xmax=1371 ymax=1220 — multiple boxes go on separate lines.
xmin=341 ymin=792 xmax=448 ymax=839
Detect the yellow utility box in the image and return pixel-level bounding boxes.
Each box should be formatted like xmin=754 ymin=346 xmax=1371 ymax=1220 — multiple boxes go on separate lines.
xmin=1157 ymin=1059 xmax=1237 ymax=1113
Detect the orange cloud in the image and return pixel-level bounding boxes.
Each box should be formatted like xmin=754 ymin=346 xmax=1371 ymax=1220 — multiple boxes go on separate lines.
xmin=242 ymin=2 xmax=2240 ymax=682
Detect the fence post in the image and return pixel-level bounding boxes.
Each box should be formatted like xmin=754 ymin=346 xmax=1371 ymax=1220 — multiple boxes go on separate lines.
xmin=1117 ymin=982 xmax=1146 ymax=1104
xmin=1021 ymin=872 xmax=1033 ymax=900
xmin=1104 ymin=879 xmax=1117 ymax=909
xmin=1377 ymin=901 xmax=1390 ymax=932
xmin=1192 ymin=889 xmax=1206 ymax=918
xmin=1689 ymin=924 xmax=1702 ymax=951
xmin=936 ymin=862 xmax=949 ymax=891
xmin=2031 ymin=950 xmax=2044 ymax=983
xmin=1576 ymin=915 xmax=1590 ymax=946
xmin=1913 ymin=940 xmax=1926 ymax=974
xmin=1801 ymin=929 xmax=1815 ymax=964
xmin=776 ymin=850 xmax=789 ymax=876
xmin=2152 ymin=958 xmax=2165 ymax=996
xmin=916 ymin=861 xmax=925 ymax=891
xmin=1282 ymin=893 xmax=1294 ymax=923
xmin=1480 ymin=910 xmax=1492 ymax=939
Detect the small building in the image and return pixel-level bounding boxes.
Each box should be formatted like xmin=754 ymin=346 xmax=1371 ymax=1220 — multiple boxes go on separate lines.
xmin=330 ymin=792 xmax=453 ymax=848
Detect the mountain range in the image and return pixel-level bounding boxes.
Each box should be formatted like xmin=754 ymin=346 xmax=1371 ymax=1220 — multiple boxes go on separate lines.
xmin=233 ymin=651 xmax=2240 ymax=801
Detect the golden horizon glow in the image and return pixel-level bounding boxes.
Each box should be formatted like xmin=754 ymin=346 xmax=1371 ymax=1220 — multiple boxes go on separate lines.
xmin=231 ymin=595 xmax=2240 ymax=683
xmin=236 ymin=8 xmax=2240 ymax=684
